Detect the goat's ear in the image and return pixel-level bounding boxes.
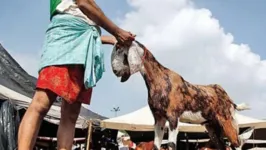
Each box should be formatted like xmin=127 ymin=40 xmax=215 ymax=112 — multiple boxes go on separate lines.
xmin=120 ymin=51 xmax=131 ymax=82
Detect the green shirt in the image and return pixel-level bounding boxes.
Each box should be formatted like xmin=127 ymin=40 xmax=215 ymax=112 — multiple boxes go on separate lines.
xmin=50 ymin=0 xmax=61 ymax=18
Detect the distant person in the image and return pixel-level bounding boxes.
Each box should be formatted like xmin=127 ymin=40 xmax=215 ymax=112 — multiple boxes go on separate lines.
xmin=18 ymin=0 xmax=135 ymax=150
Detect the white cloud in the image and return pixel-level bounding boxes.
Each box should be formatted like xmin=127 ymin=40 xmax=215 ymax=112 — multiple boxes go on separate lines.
xmin=115 ymin=0 xmax=266 ymax=118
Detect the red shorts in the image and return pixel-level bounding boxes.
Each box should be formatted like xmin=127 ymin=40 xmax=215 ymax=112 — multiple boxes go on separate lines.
xmin=36 ymin=65 xmax=93 ymax=104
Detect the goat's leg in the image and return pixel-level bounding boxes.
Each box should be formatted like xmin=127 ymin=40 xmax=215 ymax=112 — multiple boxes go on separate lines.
xmin=219 ymin=117 xmax=241 ymax=148
xmin=153 ymin=118 xmax=166 ymax=150
xmin=167 ymin=123 xmax=179 ymax=150
xmin=205 ymin=124 xmax=226 ymax=150
xmin=167 ymin=115 xmax=179 ymax=150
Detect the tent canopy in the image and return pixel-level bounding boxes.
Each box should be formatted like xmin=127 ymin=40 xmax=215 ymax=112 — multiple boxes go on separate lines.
xmin=0 ymin=44 xmax=107 ymax=129
xmin=101 ymin=106 xmax=266 ymax=132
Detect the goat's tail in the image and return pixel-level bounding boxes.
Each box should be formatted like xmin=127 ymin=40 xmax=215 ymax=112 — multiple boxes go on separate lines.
xmin=234 ymin=103 xmax=250 ymax=111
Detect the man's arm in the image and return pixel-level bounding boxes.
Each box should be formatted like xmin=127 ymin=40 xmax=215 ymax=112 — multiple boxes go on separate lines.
xmin=101 ymin=35 xmax=117 ymax=45
xmin=76 ymin=0 xmax=119 ymax=36
xmin=76 ymin=0 xmax=135 ymax=46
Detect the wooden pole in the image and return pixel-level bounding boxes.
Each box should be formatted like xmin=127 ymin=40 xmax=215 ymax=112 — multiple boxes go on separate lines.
xmin=185 ymin=133 xmax=189 ymax=150
xmin=86 ymin=121 xmax=93 ymax=150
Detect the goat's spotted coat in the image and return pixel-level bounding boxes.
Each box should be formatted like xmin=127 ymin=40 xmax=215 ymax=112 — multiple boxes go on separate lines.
xmin=111 ymin=41 xmax=249 ymax=150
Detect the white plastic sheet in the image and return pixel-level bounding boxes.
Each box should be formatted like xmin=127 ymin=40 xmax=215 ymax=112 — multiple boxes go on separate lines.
xmin=0 ymin=100 xmax=20 ymax=150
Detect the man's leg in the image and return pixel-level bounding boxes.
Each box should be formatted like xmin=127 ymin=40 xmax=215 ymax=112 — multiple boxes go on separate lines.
xmin=57 ymin=100 xmax=82 ymax=150
xmin=18 ymin=89 xmax=56 ymax=150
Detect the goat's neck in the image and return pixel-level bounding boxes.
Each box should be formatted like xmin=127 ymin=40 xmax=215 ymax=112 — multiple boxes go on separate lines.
xmin=141 ymin=51 xmax=168 ymax=87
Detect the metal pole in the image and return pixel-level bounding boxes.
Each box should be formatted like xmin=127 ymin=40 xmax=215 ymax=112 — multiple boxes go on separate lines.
xmin=185 ymin=133 xmax=189 ymax=150
xmin=111 ymin=107 xmax=120 ymax=117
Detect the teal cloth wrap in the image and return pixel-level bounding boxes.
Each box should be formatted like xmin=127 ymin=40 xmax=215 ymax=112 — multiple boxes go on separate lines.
xmin=39 ymin=14 xmax=104 ymax=89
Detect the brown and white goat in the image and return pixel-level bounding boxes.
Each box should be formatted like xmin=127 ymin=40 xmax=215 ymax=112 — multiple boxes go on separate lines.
xmin=111 ymin=41 xmax=249 ymax=150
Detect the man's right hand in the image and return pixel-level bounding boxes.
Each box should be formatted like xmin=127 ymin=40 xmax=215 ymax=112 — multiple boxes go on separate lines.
xmin=115 ymin=28 xmax=136 ymax=47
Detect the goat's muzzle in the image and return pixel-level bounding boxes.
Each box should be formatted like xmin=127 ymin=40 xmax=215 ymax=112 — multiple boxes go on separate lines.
xmin=120 ymin=72 xmax=131 ymax=82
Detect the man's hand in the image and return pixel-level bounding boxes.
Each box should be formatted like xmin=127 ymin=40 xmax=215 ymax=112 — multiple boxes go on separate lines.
xmin=115 ymin=28 xmax=136 ymax=47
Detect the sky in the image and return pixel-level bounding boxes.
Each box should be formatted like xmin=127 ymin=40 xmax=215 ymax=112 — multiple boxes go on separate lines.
xmin=0 ymin=0 xmax=266 ymax=119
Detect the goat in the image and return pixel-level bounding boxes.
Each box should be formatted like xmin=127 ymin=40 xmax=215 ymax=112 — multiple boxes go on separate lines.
xmin=135 ymin=141 xmax=155 ymax=150
xmin=111 ymin=41 xmax=250 ymax=150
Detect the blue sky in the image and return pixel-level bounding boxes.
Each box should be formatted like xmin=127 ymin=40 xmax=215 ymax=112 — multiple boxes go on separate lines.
xmin=0 ymin=0 xmax=266 ymax=118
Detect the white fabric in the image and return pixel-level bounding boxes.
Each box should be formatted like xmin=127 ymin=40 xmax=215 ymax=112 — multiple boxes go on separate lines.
xmin=101 ymin=105 xmax=266 ymax=132
xmin=56 ymin=0 xmax=97 ymax=25
xmin=245 ymin=140 xmax=266 ymax=144
xmin=247 ymin=148 xmax=266 ymax=150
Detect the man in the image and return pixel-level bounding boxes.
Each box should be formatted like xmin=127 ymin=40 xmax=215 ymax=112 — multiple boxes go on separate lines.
xmin=18 ymin=0 xmax=135 ymax=150
xmin=117 ymin=130 xmax=136 ymax=150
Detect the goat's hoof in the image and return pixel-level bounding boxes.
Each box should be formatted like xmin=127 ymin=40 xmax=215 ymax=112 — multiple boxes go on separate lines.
xmin=168 ymin=142 xmax=176 ymax=150
xmin=152 ymin=144 xmax=159 ymax=150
